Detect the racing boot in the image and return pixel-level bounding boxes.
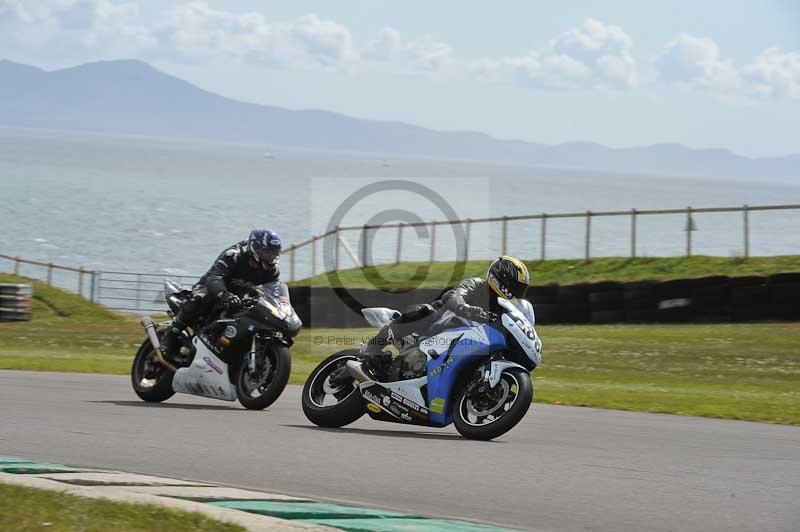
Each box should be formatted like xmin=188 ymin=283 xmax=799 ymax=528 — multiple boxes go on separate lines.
xmin=160 ymin=321 xmax=186 ymax=361
xmin=360 ymin=327 xmax=393 ymax=381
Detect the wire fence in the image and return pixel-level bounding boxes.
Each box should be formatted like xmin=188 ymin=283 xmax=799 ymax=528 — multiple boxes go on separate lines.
xmin=3 ymin=202 xmax=799 ymax=312
xmin=283 ymin=203 xmax=800 ymax=280
xmin=0 ymin=254 xmax=197 ymax=312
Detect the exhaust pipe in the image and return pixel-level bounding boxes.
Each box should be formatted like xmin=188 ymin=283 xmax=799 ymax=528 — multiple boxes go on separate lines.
xmin=140 ymin=316 xmax=176 ymax=372
xmin=345 ymin=360 xmax=372 ymax=383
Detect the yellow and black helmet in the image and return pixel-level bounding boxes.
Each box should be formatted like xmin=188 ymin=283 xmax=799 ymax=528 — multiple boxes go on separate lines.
xmin=487 ymin=256 xmax=530 ymax=300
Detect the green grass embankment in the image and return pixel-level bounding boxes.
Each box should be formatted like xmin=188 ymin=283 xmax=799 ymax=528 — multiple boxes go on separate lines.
xmin=1 ymin=272 xmax=799 ymax=424
xmin=293 ymin=255 xmax=800 ymax=289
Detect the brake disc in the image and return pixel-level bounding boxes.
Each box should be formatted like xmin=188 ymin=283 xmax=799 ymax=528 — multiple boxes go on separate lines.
xmin=466 ymin=379 xmax=510 ymax=418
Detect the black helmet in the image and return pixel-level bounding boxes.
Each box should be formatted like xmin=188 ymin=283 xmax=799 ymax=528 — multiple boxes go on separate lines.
xmin=487 ymin=256 xmax=530 ymax=299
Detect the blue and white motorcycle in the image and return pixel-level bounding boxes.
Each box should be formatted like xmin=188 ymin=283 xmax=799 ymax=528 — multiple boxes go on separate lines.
xmin=302 ymin=297 xmax=542 ymax=440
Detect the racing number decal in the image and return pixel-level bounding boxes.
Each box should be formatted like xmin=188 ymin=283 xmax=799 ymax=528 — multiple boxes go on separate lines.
xmin=515 ymin=318 xmax=535 ymax=340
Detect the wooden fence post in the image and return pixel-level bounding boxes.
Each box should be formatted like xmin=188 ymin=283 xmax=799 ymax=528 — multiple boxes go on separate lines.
xmin=464 ymin=219 xmax=471 ymax=261
xmin=501 ymin=216 xmax=508 ymax=256
xmin=334 ymin=226 xmax=340 ymax=271
xmin=631 ymin=209 xmax=637 ymax=258
xmin=686 ymin=207 xmax=692 ymax=257
xmin=360 ymin=226 xmax=368 ymax=267
xmin=540 ymin=214 xmax=547 ymax=261
xmin=90 ymin=271 xmax=97 ymax=303
xmin=14 ymin=257 xmax=20 ymax=275
xmin=47 ymin=263 xmax=53 ymax=285
xmin=78 ymin=268 xmax=85 ymax=297
xmin=743 ymin=204 xmax=750 ymax=258
xmin=290 ymin=246 xmax=296 ymax=281
xmin=395 ymin=223 xmax=403 ymax=264
xmin=311 ymin=237 xmax=317 ymax=276
xmin=429 ymin=222 xmax=437 ymax=263
xmin=585 ymin=211 xmax=592 ymax=261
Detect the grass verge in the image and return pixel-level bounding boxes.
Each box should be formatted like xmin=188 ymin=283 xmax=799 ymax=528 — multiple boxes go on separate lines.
xmin=293 ymin=255 xmax=800 ymax=289
xmin=0 ymin=483 xmax=245 ymax=532
xmin=1 ymin=274 xmax=799 ymax=424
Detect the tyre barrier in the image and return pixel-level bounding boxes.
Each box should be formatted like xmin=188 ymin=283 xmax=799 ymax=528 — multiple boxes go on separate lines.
xmin=623 ymin=281 xmax=657 ymax=323
xmin=0 ymin=283 xmax=33 ymax=322
xmin=289 ymin=286 xmax=444 ymax=328
xmin=289 ymin=273 xmax=800 ymax=328
xmin=588 ymin=282 xmax=624 ymax=324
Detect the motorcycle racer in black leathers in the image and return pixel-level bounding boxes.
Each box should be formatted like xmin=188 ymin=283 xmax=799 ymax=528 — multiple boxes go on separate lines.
xmin=161 ymin=228 xmax=282 ymax=358
xmin=363 ymin=256 xmax=531 ymax=379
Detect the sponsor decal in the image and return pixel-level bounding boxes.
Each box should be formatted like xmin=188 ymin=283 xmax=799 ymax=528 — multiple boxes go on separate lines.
xmin=203 ymin=356 xmax=224 ymax=375
xmin=430 ymin=397 xmax=445 ymax=414
xmin=362 ymin=389 xmax=381 ymax=404
xmin=223 ymin=326 xmax=237 ymax=338
xmin=430 ymin=356 xmax=455 ymax=377
xmin=363 ymin=383 xmax=429 ymax=422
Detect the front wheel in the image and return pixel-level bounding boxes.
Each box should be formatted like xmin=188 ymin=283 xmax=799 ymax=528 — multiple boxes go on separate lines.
xmin=236 ymin=344 xmax=292 ymax=410
xmin=131 ymin=339 xmax=175 ymax=403
xmin=453 ymin=368 xmax=532 ymax=440
xmin=302 ymin=350 xmax=364 ymax=428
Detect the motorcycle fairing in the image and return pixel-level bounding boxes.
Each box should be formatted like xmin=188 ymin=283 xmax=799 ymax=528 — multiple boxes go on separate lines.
xmin=172 ymin=337 xmax=237 ymax=401
xmin=360 ymin=381 xmax=430 ymax=425
xmin=361 ymin=307 xmax=401 ymax=328
xmin=424 ymin=324 xmax=507 ymax=426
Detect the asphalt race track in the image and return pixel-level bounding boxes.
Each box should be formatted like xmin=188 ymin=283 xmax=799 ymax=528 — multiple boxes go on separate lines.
xmin=2 ymin=371 xmax=798 ymax=532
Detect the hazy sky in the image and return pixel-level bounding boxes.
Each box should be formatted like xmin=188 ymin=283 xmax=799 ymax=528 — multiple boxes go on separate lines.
xmin=2 ymin=1 xmax=799 ymax=157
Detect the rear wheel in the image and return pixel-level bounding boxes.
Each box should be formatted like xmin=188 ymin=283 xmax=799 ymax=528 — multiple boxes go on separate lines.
xmin=236 ymin=344 xmax=291 ymax=410
xmin=302 ymin=350 xmax=364 ymax=428
xmin=453 ymin=368 xmax=532 ymax=440
xmin=131 ymin=340 xmax=175 ymax=403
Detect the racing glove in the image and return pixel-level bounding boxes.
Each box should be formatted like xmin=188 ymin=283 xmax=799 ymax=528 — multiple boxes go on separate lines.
xmin=221 ymin=292 xmax=242 ymax=310
xmin=462 ymin=306 xmax=497 ymax=323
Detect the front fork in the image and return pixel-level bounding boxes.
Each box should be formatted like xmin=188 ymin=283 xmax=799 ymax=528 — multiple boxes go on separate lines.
xmin=247 ymin=337 xmax=257 ymax=373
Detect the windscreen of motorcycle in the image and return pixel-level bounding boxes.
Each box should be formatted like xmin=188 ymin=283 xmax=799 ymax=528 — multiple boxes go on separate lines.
xmin=256 ymin=281 xmax=302 ymax=333
xmin=513 ymin=298 xmax=536 ymax=326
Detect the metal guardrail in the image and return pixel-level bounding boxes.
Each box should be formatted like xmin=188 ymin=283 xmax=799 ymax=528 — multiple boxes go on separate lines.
xmin=3 ymin=202 xmax=798 ymax=312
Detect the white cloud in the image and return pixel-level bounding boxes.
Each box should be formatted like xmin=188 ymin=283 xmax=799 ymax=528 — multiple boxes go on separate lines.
xmin=655 ymin=34 xmax=740 ymax=93
xmin=157 ymin=3 xmax=357 ymax=69
xmin=471 ymin=19 xmax=637 ymax=90
xmin=363 ymin=27 xmax=452 ymax=72
xmin=2 ymin=4 xmax=797 ymax=102
xmin=0 ymin=0 xmax=153 ymax=52
xmin=743 ymin=49 xmax=800 ymax=99
xmin=0 ymin=1 xmax=356 ymax=70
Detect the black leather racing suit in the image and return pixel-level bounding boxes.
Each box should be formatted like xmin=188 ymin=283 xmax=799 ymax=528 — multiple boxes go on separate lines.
xmin=366 ymin=277 xmax=498 ymax=358
xmin=175 ymin=241 xmax=280 ymax=328
xmin=439 ymin=277 xmax=501 ymax=322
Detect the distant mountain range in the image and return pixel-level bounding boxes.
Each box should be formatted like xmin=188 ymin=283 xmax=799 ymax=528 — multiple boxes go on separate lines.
xmin=1 ymin=58 xmax=798 ymax=180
